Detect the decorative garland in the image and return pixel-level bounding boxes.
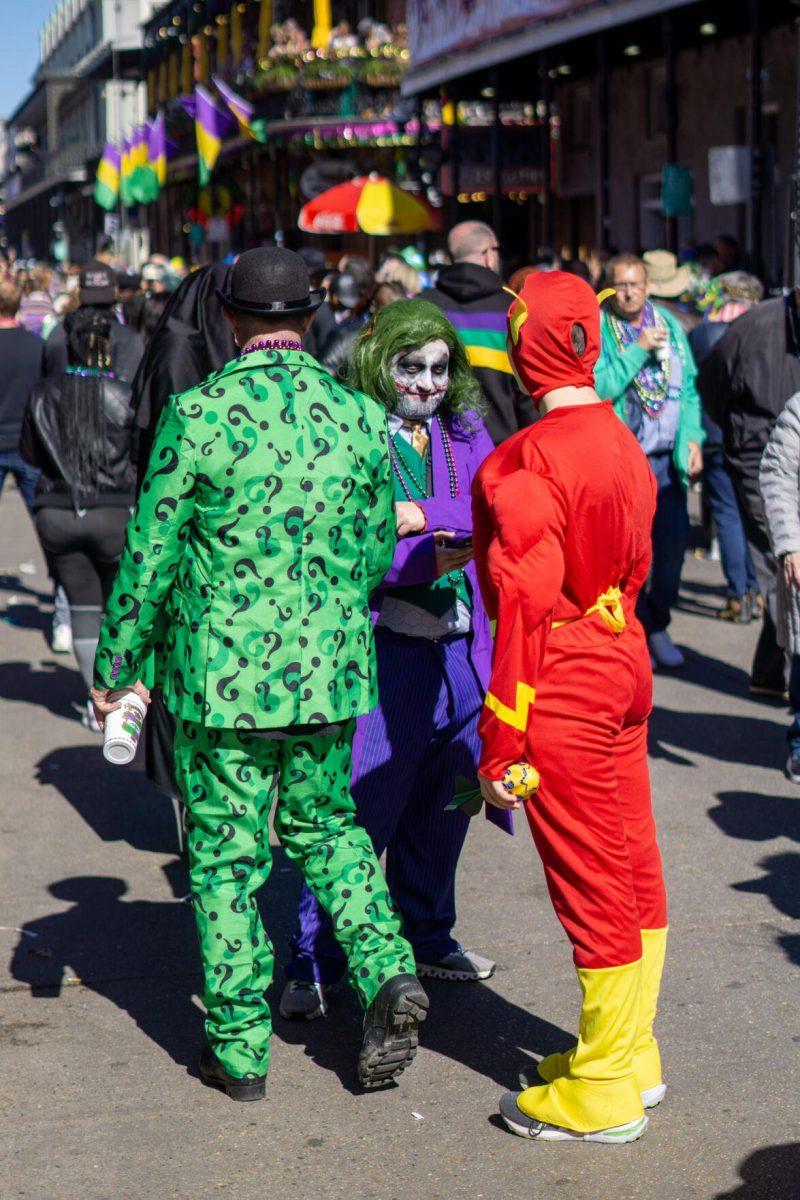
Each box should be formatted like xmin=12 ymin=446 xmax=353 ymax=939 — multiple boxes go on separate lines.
xmin=607 ymin=302 xmax=671 ymax=416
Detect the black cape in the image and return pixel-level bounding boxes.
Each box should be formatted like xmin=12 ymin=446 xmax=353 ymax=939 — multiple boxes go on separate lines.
xmin=131 ymin=263 xmax=236 ymax=797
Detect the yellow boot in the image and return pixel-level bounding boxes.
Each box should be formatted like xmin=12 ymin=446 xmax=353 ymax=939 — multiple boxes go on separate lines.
xmin=502 ymin=958 xmax=645 ymax=1139
xmin=537 ymin=928 xmax=668 ymax=1109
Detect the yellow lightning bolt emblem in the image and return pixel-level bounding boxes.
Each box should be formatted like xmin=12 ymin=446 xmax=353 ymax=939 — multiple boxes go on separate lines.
xmin=484 ymin=682 xmax=536 ymax=731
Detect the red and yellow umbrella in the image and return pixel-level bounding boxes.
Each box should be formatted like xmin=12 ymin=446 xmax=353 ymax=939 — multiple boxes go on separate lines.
xmin=298 ymin=174 xmax=436 ymax=236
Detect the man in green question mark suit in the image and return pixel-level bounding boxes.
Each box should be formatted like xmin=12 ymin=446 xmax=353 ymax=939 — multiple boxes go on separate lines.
xmin=91 ymin=249 xmax=428 ymax=1100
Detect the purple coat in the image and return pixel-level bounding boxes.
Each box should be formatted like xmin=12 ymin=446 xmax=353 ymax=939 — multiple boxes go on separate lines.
xmin=366 ymin=412 xmax=515 ymax=834
xmin=369 ymin=413 xmax=494 ymax=689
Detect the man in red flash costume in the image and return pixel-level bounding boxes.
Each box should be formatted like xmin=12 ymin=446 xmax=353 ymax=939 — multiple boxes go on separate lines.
xmin=473 ymin=271 xmax=668 ymax=1144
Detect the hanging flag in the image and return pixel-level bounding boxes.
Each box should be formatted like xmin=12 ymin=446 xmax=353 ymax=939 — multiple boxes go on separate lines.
xmin=147 ymin=112 xmax=173 ymax=189
xmin=177 ymin=93 xmax=197 ymax=120
xmin=127 ymin=125 xmax=152 ymax=204
xmin=94 ymin=142 xmax=121 ymax=211
xmin=195 ymin=83 xmax=236 ymax=186
xmin=120 ymin=134 xmax=134 ymax=206
xmin=212 ymin=75 xmax=267 ymax=143
xmin=312 ymin=0 xmax=332 ymax=50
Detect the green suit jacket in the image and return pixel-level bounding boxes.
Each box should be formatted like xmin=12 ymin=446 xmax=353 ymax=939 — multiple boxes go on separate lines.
xmin=95 ymin=348 xmax=396 ymax=728
xmin=596 ymin=305 xmax=705 ymax=489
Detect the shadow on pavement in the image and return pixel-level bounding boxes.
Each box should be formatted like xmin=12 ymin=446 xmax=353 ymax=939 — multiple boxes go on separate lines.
xmin=35 ymin=746 xmax=180 ymax=856
xmin=0 ymin=571 xmax=51 ymax=605
xmin=273 ymin=971 xmax=573 ymax=1095
xmin=709 ymin=791 xmax=800 ymax=845
xmin=714 ymin=1142 xmax=800 ymax=1198
xmin=650 ymin=710 xmax=785 ymax=769
xmin=9 ymin=859 xmax=573 ymax=1093
xmin=708 ymin=792 xmax=800 ymax=968
xmin=733 ymin=851 xmax=800 ymax=918
xmin=1 ymin=602 xmax=51 ymax=635
xmin=0 ymin=659 xmax=84 ymax=721
xmin=9 ymin=876 xmax=202 ymax=1069
xmin=673 ymin=646 xmax=754 ymax=702
xmin=677 ymin=576 xmax=726 ymax=619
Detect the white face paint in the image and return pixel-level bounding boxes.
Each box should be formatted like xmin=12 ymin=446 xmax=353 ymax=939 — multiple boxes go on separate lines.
xmin=390 ymin=338 xmax=450 ymax=420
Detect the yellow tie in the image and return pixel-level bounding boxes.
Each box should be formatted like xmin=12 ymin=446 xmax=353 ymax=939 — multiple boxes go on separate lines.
xmin=405 ymin=421 xmax=429 ymax=458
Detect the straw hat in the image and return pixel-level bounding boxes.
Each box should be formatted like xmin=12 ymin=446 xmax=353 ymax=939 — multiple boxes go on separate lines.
xmin=643 ymin=250 xmax=693 ymax=299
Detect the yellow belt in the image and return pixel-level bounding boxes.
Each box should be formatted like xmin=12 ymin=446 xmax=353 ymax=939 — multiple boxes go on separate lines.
xmin=551 ymin=586 xmax=626 ymax=635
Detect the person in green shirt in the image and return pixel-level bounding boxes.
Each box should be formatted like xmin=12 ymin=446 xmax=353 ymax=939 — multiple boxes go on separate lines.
xmin=90 ymin=248 xmax=428 ymax=1101
xmin=595 ymin=252 xmax=705 ymax=670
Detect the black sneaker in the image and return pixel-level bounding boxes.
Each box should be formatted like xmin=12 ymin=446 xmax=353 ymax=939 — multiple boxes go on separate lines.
xmin=198 ymin=1044 xmax=266 ymax=1102
xmin=786 ymin=750 xmax=800 ymax=784
xmin=358 ymin=973 xmax=429 ymax=1089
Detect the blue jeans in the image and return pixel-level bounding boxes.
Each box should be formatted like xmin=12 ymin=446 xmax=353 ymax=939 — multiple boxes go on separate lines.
xmin=788 ymin=657 xmax=800 ymax=752
xmin=703 ymin=445 xmax=758 ymax=597
xmin=0 ymin=448 xmax=39 ymax=517
xmin=638 ymin=451 xmax=689 ymax=635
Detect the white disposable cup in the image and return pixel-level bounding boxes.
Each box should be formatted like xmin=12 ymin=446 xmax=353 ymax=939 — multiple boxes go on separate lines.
xmin=656 ymin=342 xmax=670 ymax=365
xmin=102 ymin=691 xmax=147 ymax=765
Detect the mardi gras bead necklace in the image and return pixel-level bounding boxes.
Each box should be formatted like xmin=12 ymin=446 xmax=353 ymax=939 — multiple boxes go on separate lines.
xmin=238 ymin=337 xmax=303 ymax=358
xmin=390 ymin=414 xmax=460 ymax=500
xmin=607 ymin=302 xmax=671 ymax=416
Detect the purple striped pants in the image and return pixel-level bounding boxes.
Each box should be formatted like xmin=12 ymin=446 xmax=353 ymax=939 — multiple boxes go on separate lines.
xmin=285 ymin=629 xmax=483 ymax=982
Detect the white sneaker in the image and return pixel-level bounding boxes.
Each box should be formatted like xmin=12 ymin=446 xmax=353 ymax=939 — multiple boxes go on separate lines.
xmin=81 ymin=699 xmax=102 ymax=734
xmin=499 ymin=1092 xmax=647 ymax=1143
xmin=51 ymin=623 xmax=73 ymax=654
xmin=641 ymin=1082 xmax=667 ymax=1109
xmin=648 ymin=631 xmax=684 ymax=670
xmin=279 ymin=980 xmax=329 ymax=1020
xmin=416 ymin=949 xmax=496 ymax=981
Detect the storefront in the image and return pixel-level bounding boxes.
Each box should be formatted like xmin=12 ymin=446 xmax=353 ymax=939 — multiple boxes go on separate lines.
xmin=402 ymin=0 xmax=799 ymax=284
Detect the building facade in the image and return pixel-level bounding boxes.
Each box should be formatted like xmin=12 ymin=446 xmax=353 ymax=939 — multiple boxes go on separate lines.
xmin=3 ymin=0 xmax=156 ymax=262
xmin=403 ymin=0 xmax=799 ymax=285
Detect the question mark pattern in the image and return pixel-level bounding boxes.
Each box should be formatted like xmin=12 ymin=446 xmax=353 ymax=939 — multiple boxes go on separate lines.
xmin=95 ymin=351 xmax=396 ymax=731
xmin=175 ymin=718 xmax=414 ymax=1081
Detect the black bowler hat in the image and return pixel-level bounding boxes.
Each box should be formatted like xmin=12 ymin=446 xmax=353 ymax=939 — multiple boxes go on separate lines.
xmin=217 ymin=247 xmax=325 ymax=316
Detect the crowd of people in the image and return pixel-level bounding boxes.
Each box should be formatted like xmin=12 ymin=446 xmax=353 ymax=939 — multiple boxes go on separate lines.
xmin=0 ymin=217 xmax=798 ymax=1143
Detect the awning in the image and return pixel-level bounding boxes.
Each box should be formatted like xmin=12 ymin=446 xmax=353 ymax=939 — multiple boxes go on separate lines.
xmin=402 ymin=0 xmax=699 ymax=95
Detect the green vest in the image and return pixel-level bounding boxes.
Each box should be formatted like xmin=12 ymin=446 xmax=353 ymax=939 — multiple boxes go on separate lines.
xmin=386 ymin=429 xmax=471 ymax=618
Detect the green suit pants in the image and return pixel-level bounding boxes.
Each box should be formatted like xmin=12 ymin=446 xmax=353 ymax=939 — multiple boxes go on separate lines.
xmin=174 ymin=719 xmax=415 ymax=1079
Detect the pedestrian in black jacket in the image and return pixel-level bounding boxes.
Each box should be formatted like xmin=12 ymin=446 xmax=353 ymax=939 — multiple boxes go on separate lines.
xmin=20 ymin=307 xmax=137 ymax=730
xmin=0 ymin=278 xmax=44 ymax=516
xmin=697 ymin=291 xmax=800 ymax=695
xmin=420 ymin=221 xmax=536 ymax=443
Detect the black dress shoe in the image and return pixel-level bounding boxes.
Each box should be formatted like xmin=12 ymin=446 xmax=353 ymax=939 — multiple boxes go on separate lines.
xmin=198 ymin=1044 xmax=266 ymax=1102
xmin=358 ymin=973 xmax=429 ymax=1089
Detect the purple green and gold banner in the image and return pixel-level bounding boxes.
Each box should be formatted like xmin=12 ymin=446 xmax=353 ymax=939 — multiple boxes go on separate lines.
xmin=94 ymin=142 xmax=121 ymax=211
xmin=212 ymin=75 xmax=267 ymax=143
xmin=195 ymin=84 xmax=237 ymax=186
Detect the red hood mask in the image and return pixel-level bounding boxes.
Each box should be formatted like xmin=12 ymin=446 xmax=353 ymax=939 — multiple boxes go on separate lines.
xmin=506 ymin=270 xmax=603 ymax=405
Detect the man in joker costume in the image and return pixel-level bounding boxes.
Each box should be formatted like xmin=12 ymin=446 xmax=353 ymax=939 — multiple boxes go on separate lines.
xmin=90 ymin=249 xmax=429 ymax=1100
xmin=281 ymin=298 xmax=508 ymax=1020
xmin=473 ymin=272 xmax=669 ymax=1143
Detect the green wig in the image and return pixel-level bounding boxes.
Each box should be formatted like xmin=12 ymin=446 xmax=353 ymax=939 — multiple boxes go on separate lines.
xmin=348 ymin=299 xmax=484 ymax=427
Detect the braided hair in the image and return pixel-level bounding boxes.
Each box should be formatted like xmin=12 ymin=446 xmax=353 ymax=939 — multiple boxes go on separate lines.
xmin=57 ymin=307 xmax=114 ymax=494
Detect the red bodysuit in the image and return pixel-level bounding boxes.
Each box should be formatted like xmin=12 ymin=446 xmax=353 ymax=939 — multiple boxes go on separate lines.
xmin=473 ymin=271 xmax=668 ymax=1137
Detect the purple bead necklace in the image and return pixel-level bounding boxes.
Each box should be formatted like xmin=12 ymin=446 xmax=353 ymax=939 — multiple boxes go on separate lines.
xmin=238 ymin=337 xmax=303 ymax=358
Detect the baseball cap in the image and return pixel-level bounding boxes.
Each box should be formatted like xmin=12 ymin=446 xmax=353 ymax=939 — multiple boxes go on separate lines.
xmin=79 ymin=260 xmax=116 ymax=306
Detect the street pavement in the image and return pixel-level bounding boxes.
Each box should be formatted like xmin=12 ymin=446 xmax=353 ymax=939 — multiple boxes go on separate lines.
xmin=1 ymin=477 xmax=798 ymax=1200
